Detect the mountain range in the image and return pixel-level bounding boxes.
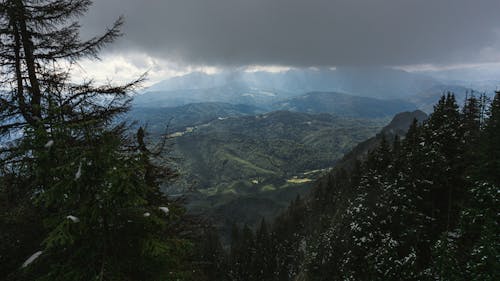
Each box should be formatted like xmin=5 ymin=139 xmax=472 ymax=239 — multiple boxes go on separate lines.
xmin=274 ymin=92 xmax=416 ymax=118
xmin=129 ymin=102 xmax=263 ymax=134
xmin=127 ymin=66 xmax=498 ymax=238
xmin=131 ymin=91 xmax=419 ymax=134
xmin=141 ymin=67 xmax=438 ymax=100
xmin=134 ymin=67 xmax=498 ymax=115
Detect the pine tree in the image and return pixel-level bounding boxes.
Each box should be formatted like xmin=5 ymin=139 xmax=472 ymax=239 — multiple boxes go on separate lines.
xmin=419 ymin=94 xmax=464 ymax=232
xmin=460 ymin=93 xmax=483 ymax=179
xmin=431 ymin=180 xmax=499 ymax=281
xmin=480 ymin=92 xmax=500 ymax=185
xmin=0 ymin=1 xmax=193 ymax=280
xmin=462 ymin=93 xmax=482 ymax=143
xmin=434 ymin=92 xmax=500 ymax=281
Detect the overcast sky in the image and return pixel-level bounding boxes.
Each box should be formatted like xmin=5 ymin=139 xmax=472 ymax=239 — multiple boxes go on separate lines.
xmin=74 ymin=0 xmax=500 ymax=84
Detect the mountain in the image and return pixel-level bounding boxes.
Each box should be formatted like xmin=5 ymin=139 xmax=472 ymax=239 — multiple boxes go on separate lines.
xmin=273 ymin=92 xmax=417 ymax=118
xmin=320 ymin=67 xmax=438 ymax=98
xmin=417 ymin=64 xmax=500 ymax=93
xmin=134 ymin=68 xmax=500 ymax=115
xmin=410 ymin=84 xmax=499 ymax=113
xmin=380 ymin=110 xmax=428 ymax=135
xmin=334 ymin=110 xmax=428 ymax=170
xmin=145 ymin=72 xmax=228 ymax=92
xmin=410 ymin=85 xmax=474 ymax=113
xmin=128 ymin=102 xmax=263 ymax=134
xmin=133 ymin=84 xmax=291 ymax=109
xmin=135 ymin=67 xmax=440 ymax=109
xmin=132 ymin=91 xmax=419 ymax=127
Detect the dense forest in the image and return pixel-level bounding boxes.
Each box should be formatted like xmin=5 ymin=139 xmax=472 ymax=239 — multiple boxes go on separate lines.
xmin=0 ymin=1 xmax=499 ymax=281
xmin=210 ymin=93 xmax=500 ymax=280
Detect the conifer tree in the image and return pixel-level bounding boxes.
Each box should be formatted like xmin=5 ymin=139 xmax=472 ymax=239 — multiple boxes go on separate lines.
xmin=461 ymin=93 xmax=483 ymax=177
xmin=419 ymin=94 xmax=464 ymax=232
xmin=434 ymin=92 xmax=500 ymax=281
xmin=480 ymin=92 xmax=500 ymax=185
xmin=0 ymin=1 xmax=193 ymax=280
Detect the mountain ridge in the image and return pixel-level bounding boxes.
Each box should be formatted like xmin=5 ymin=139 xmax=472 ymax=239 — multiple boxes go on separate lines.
xmin=273 ymin=91 xmax=417 ymax=118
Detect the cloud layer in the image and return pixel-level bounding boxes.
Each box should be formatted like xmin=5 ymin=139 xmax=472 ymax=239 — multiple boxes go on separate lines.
xmin=80 ymin=0 xmax=500 ymax=67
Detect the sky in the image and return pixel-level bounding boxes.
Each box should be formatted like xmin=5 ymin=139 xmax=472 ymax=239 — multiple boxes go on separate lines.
xmin=75 ymin=0 xmax=500 ymax=85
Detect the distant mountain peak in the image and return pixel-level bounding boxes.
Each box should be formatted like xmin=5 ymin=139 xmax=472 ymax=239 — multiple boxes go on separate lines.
xmin=334 ymin=110 xmax=428 ymax=170
xmin=382 ymin=110 xmax=428 ymax=135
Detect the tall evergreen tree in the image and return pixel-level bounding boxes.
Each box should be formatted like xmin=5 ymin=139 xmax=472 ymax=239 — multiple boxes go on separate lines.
xmin=420 ymin=94 xmax=464 ymax=232
xmin=0 ymin=1 xmax=193 ymax=280
xmin=480 ymin=92 xmax=500 ymax=185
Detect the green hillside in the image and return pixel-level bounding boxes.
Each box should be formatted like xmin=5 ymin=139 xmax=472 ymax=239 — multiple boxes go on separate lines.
xmin=165 ymin=111 xmax=388 ymax=231
xmin=218 ymin=94 xmax=500 ymax=281
xmin=129 ymin=102 xmax=263 ymax=134
xmin=173 ymin=111 xmax=386 ymax=191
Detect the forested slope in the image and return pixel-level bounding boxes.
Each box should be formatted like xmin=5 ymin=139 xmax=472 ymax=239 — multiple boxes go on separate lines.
xmin=203 ymin=93 xmax=500 ymax=281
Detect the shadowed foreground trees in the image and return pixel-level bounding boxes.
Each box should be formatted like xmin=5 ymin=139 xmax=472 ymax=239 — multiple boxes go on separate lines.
xmin=0 ymin=1 xmax=196 ymax=280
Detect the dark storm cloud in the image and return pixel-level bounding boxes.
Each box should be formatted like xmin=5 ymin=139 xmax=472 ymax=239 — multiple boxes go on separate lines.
xmin=80 ymin=0 xmax=500 ymax=67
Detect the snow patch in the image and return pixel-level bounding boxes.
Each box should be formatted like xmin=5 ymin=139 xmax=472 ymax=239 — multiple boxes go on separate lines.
xmin=66 ymin=215 xmax=80 ymax=223
xmin=159 ymin=207 xmax=170 ymax=215
xmin=75 ymin=163 xmax=82 ymax=180
xmin=22 ymin=251 xmax=43 ymax=268
xmin=44 ymin=140 xmax=54 ymax=148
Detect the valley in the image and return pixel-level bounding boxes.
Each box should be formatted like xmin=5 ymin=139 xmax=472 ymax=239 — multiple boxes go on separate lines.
xmin=3 ymin=1 xmax=499 ymax=280
xmin=146 ymin=109 xmax=388 ymax=232
xmin=127 ymin=68 xmax=498 ymax=237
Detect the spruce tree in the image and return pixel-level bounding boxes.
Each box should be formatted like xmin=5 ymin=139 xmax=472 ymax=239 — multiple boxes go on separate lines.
xmin=0 ymin=1 xmax=193 ymax=280
xmin=480 ymin=92 xmax=500 ymax=185
xmin=461 ymin=93 xmax=483 ymax=178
